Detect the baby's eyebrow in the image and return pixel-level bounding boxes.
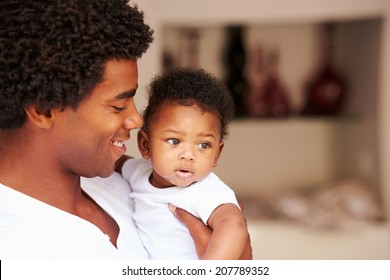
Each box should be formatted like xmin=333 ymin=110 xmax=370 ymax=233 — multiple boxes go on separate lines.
xmin=162 ymin=128 xmax=182 ymax=135
xmin=199 ymin=132 xmax=217 ymax=140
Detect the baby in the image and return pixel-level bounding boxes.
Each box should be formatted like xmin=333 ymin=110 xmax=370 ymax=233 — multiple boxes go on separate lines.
xmin=118 ymin=67 xmax=248 ymax=259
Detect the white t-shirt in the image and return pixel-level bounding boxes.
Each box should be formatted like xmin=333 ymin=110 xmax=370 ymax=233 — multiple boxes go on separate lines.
xmin=0 ymin=172 xmax=148 ymax=259
xmin=123 ymin=158 xmax=239 ymax=260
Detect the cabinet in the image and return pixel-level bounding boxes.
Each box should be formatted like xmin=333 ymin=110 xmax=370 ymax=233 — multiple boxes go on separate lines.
xmin=131 ymin=0 xmax=390 ymax=259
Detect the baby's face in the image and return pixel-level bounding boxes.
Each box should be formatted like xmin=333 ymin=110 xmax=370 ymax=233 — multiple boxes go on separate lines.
xmin=144 ymin=103 xmax=223 ymax=188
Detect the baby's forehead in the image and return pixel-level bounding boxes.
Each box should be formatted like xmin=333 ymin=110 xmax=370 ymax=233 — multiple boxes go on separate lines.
xmin=145 ymin=98 xmax=221 ymax=127
xmin=152 ymin=101 xmax=220 ymax=122
xmin=157 ymin=100 xmax=219 ymax=118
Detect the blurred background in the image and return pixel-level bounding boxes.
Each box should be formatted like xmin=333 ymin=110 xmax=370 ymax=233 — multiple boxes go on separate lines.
xmin=128 ymin=0 xmax=390 ymax=259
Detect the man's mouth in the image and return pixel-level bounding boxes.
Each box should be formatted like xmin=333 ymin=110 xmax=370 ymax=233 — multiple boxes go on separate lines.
xmin=111 ymin=140 xmax=124 ymax=148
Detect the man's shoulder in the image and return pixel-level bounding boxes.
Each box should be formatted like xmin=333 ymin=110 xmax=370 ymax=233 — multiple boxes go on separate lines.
xmin=81 ymin=174 xmax=133 ymax=212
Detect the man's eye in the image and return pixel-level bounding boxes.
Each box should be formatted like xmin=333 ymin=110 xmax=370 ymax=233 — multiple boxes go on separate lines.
xmin=198 ymin=143 xmax=210 ymax=149
xmin=167 ymin=138 xmax=179 ymax=145
xmin=112 ymin=106 xmax=126 ymax=111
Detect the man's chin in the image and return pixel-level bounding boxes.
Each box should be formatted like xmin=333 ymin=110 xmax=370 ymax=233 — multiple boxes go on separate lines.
xmin=98 ymin=168 xmax=116 ymax=178
xmin=80 ymin=167 xmax=115 ymax=179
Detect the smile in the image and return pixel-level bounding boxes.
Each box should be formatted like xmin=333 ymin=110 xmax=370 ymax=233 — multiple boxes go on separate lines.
xmin=111 ymin=140 xmax=124 ymax=148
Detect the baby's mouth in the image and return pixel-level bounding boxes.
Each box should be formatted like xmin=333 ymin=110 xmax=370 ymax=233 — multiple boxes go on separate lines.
xmin=175 ymin=168 xmax=194 ymax=179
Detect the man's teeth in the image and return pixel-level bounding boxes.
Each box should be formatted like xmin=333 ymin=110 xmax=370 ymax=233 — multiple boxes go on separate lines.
xmin=112 ymin=141 xmax=124 ymax=148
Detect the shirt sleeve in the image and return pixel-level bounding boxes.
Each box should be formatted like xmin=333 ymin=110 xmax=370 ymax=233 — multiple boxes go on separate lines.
xmin=178 ymin=172 xmax=240 ymax=225
xmin=121 ymin=158 xmax=140 ymax=185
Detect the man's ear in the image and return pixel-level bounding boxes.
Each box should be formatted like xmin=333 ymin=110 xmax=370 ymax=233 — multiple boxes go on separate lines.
xmin=213 ymin=141 xmax=224 ymax=167
xmin=137 ymin=129 xmax=151 ymax=159
xmin=24 ymin=105 xmax=55 ymax=129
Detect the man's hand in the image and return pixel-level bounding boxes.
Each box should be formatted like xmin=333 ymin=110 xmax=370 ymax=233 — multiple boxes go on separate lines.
xmin=169 ymin=204 xmax=212 ymax=257
xmin=169 ymin=204 xmax=253 ymax=260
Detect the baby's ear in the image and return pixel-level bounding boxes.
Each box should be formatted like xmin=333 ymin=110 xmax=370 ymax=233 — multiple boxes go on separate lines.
xmin=213 ymin=141 xmax=224 ymax=167
xmin=137 ymin=129 xmax=151 ymax=159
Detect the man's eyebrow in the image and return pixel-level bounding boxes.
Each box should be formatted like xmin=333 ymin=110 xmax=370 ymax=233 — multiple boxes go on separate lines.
xmin=115 ymin=85 xmax=138 ymax=100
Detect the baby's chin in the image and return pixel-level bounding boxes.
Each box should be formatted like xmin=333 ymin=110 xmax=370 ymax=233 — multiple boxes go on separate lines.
xmin=174 ymin=180 xmax=199 ymax=188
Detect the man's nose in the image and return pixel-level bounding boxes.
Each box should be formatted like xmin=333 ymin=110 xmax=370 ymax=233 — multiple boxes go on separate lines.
xmin=123 ymin=103 xmax=143 ymax=129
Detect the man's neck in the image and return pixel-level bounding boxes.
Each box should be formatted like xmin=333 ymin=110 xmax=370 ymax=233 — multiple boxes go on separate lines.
xmin=0 ymin=131 xmax=83 ymax=213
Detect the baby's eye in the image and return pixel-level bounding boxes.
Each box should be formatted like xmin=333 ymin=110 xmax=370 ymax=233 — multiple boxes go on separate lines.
xmin=198 ymin=143 xmax=210 ymax=149
xmin=167 ymin=138 xmax=179 ymax=145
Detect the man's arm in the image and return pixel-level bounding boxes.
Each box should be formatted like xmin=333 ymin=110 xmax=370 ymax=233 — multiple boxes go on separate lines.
xmin=115 ymin=155 xmax=133 ymax=174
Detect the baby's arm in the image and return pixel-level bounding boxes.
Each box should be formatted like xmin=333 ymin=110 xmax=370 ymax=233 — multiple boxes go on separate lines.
xmin=200 ymin=203 xmax=248 ymax=260
xmin=172 ymin=204 xmax=252 ymax=260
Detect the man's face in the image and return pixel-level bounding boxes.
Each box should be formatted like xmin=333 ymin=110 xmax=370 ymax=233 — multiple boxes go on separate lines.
xmin=52 ymin=59 xmax=142 ymax=178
